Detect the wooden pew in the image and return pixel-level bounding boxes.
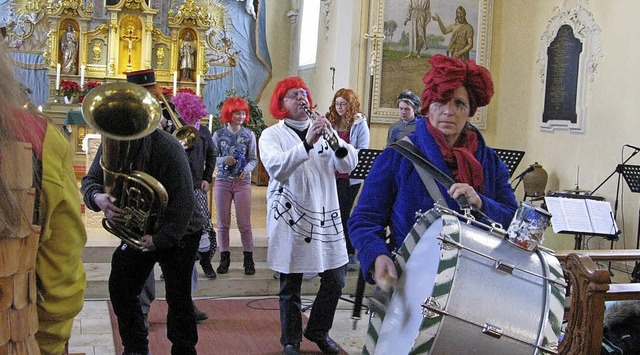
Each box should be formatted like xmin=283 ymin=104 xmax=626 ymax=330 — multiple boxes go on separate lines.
xmin=553 ymin=250 xmax=640 ymax=355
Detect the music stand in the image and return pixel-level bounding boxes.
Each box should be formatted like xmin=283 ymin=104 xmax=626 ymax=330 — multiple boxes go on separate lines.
xmin=621 ymin=165 xmax=640 ymax=252
xmin=343 ymin=149 xmax=382 ymax=329
xmin=349 ymin=149 xmax=383 ymax=179
xmin=494 ymin=148 xmax=525 ymax=178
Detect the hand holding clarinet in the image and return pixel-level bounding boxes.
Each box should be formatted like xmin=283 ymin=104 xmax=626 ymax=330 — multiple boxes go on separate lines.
xmin=301 ymin=103 xmax=348 ymax=158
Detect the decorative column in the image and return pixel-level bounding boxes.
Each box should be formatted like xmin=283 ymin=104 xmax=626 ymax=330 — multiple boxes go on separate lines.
xmin=286 ymin=0 xmax=300 ymax=76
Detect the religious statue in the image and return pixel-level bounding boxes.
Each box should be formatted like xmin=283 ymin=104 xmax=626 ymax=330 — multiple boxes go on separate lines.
xmin=432 ymin=6 xmax=474 ymax=62
xmin=92 ymin=40 xmax=102 ymax=62
xmin=180 ymin=32 xmax=196 ymax=81
xmin=404 ymin=0 xmax=431 ymax=58
xmin=60 ymin=24 xmax=78 ymax=74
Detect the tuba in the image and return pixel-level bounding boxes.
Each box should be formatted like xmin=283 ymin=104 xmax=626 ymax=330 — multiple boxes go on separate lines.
xmin=82 ymin=82 xmax=169 ymax=250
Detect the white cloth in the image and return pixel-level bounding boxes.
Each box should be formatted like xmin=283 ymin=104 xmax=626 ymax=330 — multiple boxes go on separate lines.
xmin=259 ymin=120 xmax=358 ymax=274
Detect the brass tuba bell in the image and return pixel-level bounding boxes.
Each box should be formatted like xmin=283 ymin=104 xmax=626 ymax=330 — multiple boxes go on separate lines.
xmin=82 ymin=82 xmax=169 ymax=250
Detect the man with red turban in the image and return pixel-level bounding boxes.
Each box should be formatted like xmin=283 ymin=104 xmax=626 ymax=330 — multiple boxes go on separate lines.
xmin=349 ymin=54 xmax=517 ymax=287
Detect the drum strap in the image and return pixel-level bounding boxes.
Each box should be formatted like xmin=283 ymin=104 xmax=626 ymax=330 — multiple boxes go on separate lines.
xmin=389 ymin=138 xmax=446 ymax=207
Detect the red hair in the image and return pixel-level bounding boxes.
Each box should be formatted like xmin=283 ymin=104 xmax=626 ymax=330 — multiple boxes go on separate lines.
xmin=269 ymin=77 xmax=314 ymax=119
xmin=220 ymin=97 xmax=250 ymax=124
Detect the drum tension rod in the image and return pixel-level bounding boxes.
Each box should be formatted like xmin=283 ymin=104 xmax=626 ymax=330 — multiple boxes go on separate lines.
xmin=482 ymin=323 xmax=503 ymax=339
xmin=495 ymin=260 xmax=515 ymax=274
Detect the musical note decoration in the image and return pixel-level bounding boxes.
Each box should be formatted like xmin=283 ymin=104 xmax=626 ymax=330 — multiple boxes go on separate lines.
xmin=268 ymin=186 xmax=345 ymax=244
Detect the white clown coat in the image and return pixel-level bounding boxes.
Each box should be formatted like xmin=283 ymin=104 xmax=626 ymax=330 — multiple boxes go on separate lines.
xmin=259 ymin=120 xmax=358 ymax=274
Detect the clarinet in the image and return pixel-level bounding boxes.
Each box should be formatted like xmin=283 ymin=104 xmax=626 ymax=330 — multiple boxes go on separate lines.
xmin=301 ymin=103 xmax=348 ymax=158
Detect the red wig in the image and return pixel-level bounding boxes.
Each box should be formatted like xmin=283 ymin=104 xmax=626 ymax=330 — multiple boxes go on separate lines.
xmin=220 ymin=97 xmax=250 ymax=124
xmin=269 ymin=77 xmax=314 ymax=119
xmin=421 ymin=54 xmax=493 ymax=117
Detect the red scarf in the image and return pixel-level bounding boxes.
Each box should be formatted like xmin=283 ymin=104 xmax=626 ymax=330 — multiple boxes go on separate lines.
xmin=427 ymin=121 xmax=484 ymax=192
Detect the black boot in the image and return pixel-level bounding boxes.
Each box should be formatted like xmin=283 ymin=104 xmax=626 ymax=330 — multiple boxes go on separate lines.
xmin=243 ymin=251 xmax=255 ymax=275
xmin=193 ymin=302 xmax=208 ymax=322
xmin=199 ymin=251 xmax=217 ymax=279
xmin=217 ymin=251 xmax=230 ymax=274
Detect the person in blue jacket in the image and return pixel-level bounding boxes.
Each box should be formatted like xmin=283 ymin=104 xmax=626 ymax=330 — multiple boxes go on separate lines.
xmin=348 ymin=54 xmax=518 ymax=286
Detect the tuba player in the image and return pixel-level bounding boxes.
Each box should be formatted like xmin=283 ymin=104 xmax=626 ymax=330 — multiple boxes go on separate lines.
xmin=81 ymin=69 xmax=206 ymax=355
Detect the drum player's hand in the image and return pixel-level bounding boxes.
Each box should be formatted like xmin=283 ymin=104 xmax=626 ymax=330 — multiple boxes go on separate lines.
xmin=95 ymin=193 xmax=125 ymax=222
xmin=140 ymin=234 xmax=156 ymax=253
xmin=449 ymin=183 xmax=483 ymax=210
xmin=373 ymin=254 xmax=398 ymax=292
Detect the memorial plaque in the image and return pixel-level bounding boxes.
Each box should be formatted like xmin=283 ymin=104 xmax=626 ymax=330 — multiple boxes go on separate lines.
xmin=543 ymin=25 xmax=582 ymax=123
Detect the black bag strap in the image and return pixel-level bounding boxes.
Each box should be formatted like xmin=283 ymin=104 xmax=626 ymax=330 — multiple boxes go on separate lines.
xmin=389 ymin=137 xmax=470 ymax=209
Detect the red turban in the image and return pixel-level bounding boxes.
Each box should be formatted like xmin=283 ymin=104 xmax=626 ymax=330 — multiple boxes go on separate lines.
xmin=421 ymin=55 xmax=494 ymax=117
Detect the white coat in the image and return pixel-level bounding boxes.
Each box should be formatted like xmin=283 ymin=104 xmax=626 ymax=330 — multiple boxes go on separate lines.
xmin=259 ymin=120 xmax=358 ymax=273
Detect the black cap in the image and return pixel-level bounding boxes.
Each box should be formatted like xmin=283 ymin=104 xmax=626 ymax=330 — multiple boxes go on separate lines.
xmin=396 ymin=90 xmax=420 ymax=109
xmin=125 ymin=69 xmax=156 ymax=87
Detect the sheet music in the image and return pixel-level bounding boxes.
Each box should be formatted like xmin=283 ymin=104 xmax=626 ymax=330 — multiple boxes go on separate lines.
xmin=585 ymin=199 xmax=618 ymax=235
xmin=544 ymin=196 xmax=619 ymax=236
xmin=560 ymin=198 xmax=593 ymax=233
xmin=545 ymin=197 xmax=568 ymax=233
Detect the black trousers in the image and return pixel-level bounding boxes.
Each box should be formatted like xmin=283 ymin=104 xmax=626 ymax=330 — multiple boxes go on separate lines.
xmin=109 ymin=231 xmax=200 ymax=355
xmin=278 ymin=265 xmax=347 ymax=346
xmin=336 ymin=178 xmax=362 ymax=255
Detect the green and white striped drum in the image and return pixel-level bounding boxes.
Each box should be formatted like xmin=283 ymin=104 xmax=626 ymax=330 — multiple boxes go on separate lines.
xmin=364 ymin=208 xmax=566 ymax=354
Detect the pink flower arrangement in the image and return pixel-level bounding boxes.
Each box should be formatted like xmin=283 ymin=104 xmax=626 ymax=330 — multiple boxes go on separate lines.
xmin=171 ymin=92 xmax=208 ymax=125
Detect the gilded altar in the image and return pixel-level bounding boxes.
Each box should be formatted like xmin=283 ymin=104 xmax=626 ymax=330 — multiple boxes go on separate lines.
xmin=45 ymin=0 xmax=221 ymax=92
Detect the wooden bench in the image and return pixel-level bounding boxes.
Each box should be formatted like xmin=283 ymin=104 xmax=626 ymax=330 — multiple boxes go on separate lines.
xmin=553 ymin=250 xmax=640 ymax=354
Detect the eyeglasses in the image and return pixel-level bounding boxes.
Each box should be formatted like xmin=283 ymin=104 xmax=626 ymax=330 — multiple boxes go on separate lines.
xmin=335 ymin=102 xmax=348 ymax=107
xmin=284 ymin=89 xmax=308 ymax=100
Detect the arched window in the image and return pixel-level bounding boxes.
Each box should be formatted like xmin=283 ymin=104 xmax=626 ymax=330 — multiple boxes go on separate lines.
xmin=298 ymin=0 xmax=320 ymax=69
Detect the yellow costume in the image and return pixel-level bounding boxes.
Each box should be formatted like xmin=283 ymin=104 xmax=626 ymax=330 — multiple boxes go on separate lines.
xmin=0 ymin=122 xmax=87 ymax=355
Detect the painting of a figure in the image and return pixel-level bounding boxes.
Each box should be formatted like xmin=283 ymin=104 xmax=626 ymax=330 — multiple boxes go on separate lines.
xmin=374 ymin=0 xmax=492 ymax=126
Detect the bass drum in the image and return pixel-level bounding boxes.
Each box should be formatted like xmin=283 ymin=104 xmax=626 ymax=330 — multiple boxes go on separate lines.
xmin=364 ymin=209 xmax=566 ymax=354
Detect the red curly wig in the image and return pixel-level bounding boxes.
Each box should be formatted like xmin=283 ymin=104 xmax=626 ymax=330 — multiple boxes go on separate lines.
xmin=220 ymin=97 xmax=250 ymax=124
xmin=269 ymin=77 xmax=314 ymax=119
xmin=326 ymin=88 xmax=361 ymax=131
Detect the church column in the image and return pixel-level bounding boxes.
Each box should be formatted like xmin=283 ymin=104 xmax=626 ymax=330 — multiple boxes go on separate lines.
xmin=142 ymin=16 xmax=154 ymax=69
xmin=107 ymin=14 xmax=119 ymax=76
xmin=286 ymin=0 xmax=300 ymax=76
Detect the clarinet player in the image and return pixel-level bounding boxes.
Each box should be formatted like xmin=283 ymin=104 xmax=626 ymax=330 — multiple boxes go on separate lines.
xmin=259 ymin=77 xmax=358 ymax=355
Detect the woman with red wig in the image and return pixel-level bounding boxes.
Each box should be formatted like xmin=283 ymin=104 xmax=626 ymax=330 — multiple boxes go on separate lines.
xmin=212 ymin=97 xmax=258 ymax=275
xmin=349 ymin=54 xmax=518 ymax=288
xmin=259 ymin=77 xmax=358 ymax=355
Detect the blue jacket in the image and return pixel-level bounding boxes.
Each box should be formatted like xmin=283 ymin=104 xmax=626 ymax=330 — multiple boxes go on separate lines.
xmin=348 ymin=119 xmax=518 ymax=283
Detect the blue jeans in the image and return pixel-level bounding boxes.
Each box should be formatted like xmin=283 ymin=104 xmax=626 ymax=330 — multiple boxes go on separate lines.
xmin=109 ymin=231 xmax=200 ymax=355
xmin=278 ymin=265 xmax=347 ymax=345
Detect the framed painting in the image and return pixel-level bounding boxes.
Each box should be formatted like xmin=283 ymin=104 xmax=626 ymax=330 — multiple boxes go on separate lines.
xmin=368 ymin=0 xmax=494 ymax=128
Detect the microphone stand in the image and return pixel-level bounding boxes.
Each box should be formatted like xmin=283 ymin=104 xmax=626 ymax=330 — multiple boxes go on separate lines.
xmin=589 ymin=148 xmax=640 ymax=273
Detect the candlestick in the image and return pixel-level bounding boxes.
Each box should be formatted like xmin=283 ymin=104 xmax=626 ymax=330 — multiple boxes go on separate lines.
xmin=80 ymin=65 xmax=85 ymax=89
xmin=196 ymin=74 xmax=201 ymax=96
xmin=173 ymin=71 xmax=177 ymax=96
xmin=55 ymin=63 xmax=61 ymax=90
